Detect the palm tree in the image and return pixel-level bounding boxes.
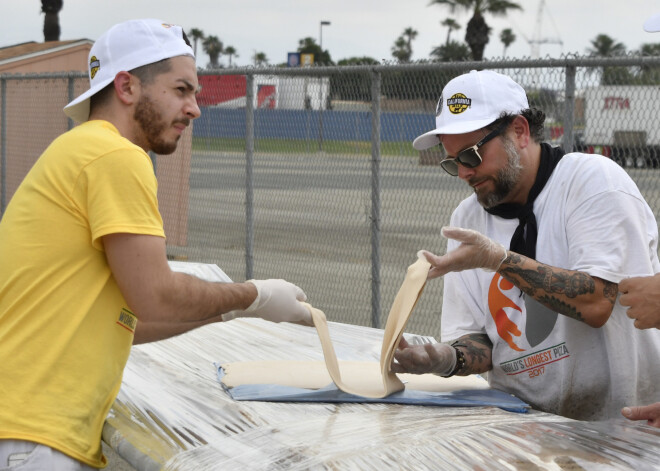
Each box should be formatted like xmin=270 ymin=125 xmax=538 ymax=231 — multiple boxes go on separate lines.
xmin=202 ymin=35 xmax=223 ymax=69
xmin=587 ymin=34 xmax=626 ymax=57
xmin=586 ymin=34 xmax=629 ymax=85
xmin=41 ymin=0 xmax=63 ymax=42
xmin=252 ymin=51 xmax=269 ymax=66
xmin=188 ymin=28 xmax=205 ymax=59
xmin=391 ymin=36 xmax=409 ymax=62
xmin=500 ymin=28 xmax=516 ymax=57
xmin=429 ymin=0 xmax=523 ymax=61
xmin=441 ymin=18 xmax=461 ymax=46
xmin=391 ymin=27 xmax=417 ymax=63
xmin=224 ymin=46 xmax=238 ymax=67
xmin=431 ymin=40 xmax=471 ymax=62
xmin=403 ymin=27 xmax=418 ymax=52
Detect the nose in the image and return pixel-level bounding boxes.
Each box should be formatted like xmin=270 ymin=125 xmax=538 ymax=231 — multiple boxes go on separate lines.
xmin=457 ymin=163 xmax=476 ymax=181
xmin=185 ymin=95 xmax=201 ymax=120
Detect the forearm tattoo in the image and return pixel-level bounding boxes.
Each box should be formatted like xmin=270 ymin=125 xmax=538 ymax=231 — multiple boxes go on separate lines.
xmin=452 ymin=333 xmax=492 ymax=375
xmin=499 ymin=252 xmax=617 ymax=323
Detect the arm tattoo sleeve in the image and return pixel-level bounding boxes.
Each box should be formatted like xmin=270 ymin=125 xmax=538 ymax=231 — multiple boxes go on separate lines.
xmin=499 ymin=252 xmax=616 ymax=323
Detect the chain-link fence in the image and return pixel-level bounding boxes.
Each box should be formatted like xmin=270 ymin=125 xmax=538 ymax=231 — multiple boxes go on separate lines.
xmin=3 ymin=56 xmax=660 ymax=336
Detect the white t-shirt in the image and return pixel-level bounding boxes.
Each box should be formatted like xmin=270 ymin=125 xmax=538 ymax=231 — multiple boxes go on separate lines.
xmin=441 ymin=152 xmax=660 ymax=421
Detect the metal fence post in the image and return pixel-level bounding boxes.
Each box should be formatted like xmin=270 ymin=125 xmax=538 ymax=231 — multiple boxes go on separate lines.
xmin=370 ymin=69 xmax=382 ymax=329
xmin=67 ymin=76 xmax=75 ymax=131
xmin=563 ymin=65 xmax=576 ymax=153
xmin=1 ymin=78 xmax=6 ymax=216
xmin=245 ymin=73 xmax=255 ymax=280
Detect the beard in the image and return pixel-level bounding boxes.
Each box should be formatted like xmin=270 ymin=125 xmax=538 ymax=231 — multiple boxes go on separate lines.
xmin=133 ymin=93 xmax=188 ymax=155
xmin=477 ymin=136 xmax=523 ymax=209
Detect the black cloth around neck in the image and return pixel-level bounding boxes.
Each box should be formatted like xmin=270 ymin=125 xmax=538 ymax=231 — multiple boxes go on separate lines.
xmin=485 ymin=143 xmax=565 ymax=259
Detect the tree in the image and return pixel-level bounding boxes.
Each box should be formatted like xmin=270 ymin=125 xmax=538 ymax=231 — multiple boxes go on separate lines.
xmin=430 ymin=40 xmax=471 ymax=62
xmin=587 ymin=34 xmax=626 ymax=57
xmin=337 ymin=57 xmax=379 ymax=65
xmin=403 ymin=27 xmax=418 ymax=52
xmin=252 ymin=51 xmax=269 ymax=66
xmin=202 ymin=35 xmax=223 ymax=69
xmin=429 ymin=0 xmax=523 ymax=61
xmin=41 ymin=0 xmax=63 ymax=42
xmin=586 ymin=34 xmax=630 ymax=85
xmin=441 ymin=18 xmax=461 ymax=46
xmin=637 ymin=43 xmax=660 ymax=84
xmin=500 ymin=28 xmax=515 ymax=57
xmin=391 ymin=27 xmax=418 ymax=63
xmin=224 ymin=46 xmax=238 ymax=67
xmin=188 ymin=28 xmax=205 ymax=59
xmin=298 ymin=37 xmax=332 ymax=64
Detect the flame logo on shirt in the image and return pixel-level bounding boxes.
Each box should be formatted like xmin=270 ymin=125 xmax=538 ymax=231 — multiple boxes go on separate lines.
xmin=488 ymin=274 xmax=524 ymax=351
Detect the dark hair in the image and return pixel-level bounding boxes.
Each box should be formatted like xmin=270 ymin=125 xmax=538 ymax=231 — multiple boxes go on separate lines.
xmin=486 ymin=108 xmax=546 ymax=143
xmin=130 ymin=59 xmax=173 ymax=85
xmin=89 ymin=59 xmax=174 ymax=113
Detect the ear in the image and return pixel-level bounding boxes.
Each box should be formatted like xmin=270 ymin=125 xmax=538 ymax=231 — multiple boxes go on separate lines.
xmin=510 ymin=114 xmax=530 ymax=148
xmin=113 ymin=71 xmax=140 ymax=106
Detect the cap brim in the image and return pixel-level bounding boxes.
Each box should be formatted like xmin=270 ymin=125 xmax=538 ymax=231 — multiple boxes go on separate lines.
xmin=644 ymin=13 xmax=660 ymax=32
xmin=412 ymin=131 xmax=441 ymax=151
xmin=63 ymin=76 xmax=115 ymax=123
xmin=412 ymin=117 xmax=500 ymax=151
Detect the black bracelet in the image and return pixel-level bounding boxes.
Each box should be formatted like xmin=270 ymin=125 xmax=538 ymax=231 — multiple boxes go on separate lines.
xmin=446 ymin=345 xmax=466 ymax=377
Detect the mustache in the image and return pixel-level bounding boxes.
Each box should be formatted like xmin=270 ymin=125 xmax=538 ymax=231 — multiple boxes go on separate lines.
xmin=174 ymin=118 xmax=191 ymax=127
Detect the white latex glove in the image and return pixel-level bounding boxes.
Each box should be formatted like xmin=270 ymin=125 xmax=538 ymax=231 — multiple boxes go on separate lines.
xmin=419 ymin=226 xmax=507 ymax=280
xmin=391 ymin=337 xmax=457 ymax=376
xmin=221 ymin=279 xmax=311 ymax=325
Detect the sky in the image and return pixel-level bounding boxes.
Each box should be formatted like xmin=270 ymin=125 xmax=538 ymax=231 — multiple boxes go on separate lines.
xmin=1 ymin=0 xmax=660 ymax=67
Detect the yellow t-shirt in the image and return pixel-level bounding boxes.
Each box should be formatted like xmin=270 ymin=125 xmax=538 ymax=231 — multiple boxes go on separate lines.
xmin=0 ymin=120 xmax=165 ymax=467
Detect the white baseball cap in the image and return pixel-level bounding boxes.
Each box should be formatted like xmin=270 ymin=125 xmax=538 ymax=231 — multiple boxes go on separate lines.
xmin=64 ymin=18 xmax=194 ymax=123
xmin=412 ymin=70 xmax=529 ymax=151
xmin=644 ymin=13 xmax=660 ymax=32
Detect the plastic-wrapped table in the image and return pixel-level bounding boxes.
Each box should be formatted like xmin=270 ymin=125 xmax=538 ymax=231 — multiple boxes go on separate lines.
xmin=102 ymin=263 xmax=660 ymax=470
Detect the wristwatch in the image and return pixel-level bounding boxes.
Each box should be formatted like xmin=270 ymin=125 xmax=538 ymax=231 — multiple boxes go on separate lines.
xmin=446 ymin=344 xmax=466 ymax=377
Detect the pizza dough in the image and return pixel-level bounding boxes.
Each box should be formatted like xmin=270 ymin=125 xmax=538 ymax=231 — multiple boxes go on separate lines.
xmin=221 ymin=257 xmax=489 ymax=397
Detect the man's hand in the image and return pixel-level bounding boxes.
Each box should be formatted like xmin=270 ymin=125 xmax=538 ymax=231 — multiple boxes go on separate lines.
xmin=419 ymin=226 xmax=507 ymax=280
xmin=619 ymin=274 xmax=660 ymax=329
xmin=391 ymin=337 xmax=456 ymax=376
xmin=621 ymin=403 xmax=660 ymax=427
xmin=222 ymin=279 xmax=312 ymax=325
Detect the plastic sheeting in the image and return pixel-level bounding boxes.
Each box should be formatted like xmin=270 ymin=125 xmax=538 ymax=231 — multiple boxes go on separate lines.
xmin=103 ymin=263 xmax=660 ymax=470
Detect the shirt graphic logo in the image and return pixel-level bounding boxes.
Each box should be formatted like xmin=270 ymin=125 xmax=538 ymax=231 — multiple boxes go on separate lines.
xmin=488 ymin=274 xmax=524 ymax=351
xmin=116 ymin=308 xmax=137 ymax=333
xmin=446 ymin=93 xmax=471 ymax=114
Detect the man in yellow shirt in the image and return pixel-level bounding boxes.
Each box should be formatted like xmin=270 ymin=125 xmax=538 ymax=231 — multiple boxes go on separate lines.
xmin=0 ymin=19 xmax=310 ymax=469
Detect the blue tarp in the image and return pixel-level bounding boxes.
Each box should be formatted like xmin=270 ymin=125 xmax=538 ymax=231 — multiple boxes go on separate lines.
xmin=216 ymin=365 xmax=530 ymax=413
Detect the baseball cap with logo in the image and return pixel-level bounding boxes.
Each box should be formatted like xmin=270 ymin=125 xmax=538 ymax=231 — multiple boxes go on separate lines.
xmin=644 ymin=13 xmax=660 ymax=32
xmin=64 ymin=18 xmax=194 ymax=123
xmin=412 ymin=70 xmax=529 ymax=151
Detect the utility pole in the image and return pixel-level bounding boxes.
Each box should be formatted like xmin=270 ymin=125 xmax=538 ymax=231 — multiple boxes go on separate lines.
xmin=318 ymin=20 xmax=331 ymax=151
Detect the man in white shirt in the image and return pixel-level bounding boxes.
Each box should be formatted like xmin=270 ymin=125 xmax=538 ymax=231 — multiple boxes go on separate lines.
xmin=392 ymin=69 xmax=660 ymax=422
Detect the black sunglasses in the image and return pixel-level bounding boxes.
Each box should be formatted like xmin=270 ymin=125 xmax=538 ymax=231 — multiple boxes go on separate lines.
xmin=439 ymin=122 xmax=508 ymax=176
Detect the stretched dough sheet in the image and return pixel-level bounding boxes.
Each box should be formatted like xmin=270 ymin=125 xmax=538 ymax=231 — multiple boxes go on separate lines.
xmin=220 ymin=360 xmax=490 ymax=392
xmin=220 ymin=257 xmax=496 ymax=399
